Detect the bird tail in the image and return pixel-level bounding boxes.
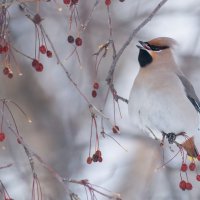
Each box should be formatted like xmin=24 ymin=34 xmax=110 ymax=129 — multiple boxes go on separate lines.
xmin=181 ymin=136 xmax=199 ymax=158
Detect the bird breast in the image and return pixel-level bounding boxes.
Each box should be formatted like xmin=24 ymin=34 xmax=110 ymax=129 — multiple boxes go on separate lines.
xmin=128 ymin=68 xmax=199 ymax=141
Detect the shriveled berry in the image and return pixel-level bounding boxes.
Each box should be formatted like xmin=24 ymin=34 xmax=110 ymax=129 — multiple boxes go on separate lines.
xmin=63 ymin=0 xmax=70 ymax=4
xmin=112 ymin=125 xmax=119 ymax=134
xmin=105 ymin=0 xmax=111 ymax=6
xmin=75 ymin=37 xmax=82 ymax=46
xmin=92 ymin=90 xmax=97 ymax=98
xmin=0 ymin=132 xmax=5 ymax=142
xmin=92 ymin=154 xmax=99 ymax=162
xmin=179 ymin=180 xmax=186 ymax=190
xmin=33 ymin=14 xmax=42 ymax=24
xmin=46 ymin=50 xmax=53 ymax=58
xmin=186 ymin=182 xmax=192 ymax=190
xmin=87 ymin=156 xmax=92 ymax=164
xmin=196 ymin=175 xmax=200 ymax=181
xmin=8 ymin=72 xmax=13 ymax=79
xmin=93 ymin=82 xmax=99 ymax=90
xmin=98 ymin=156 xmax=103 ymax=162
xmin=32 ymin=59 xmax=39 ymax=67
xmin=181 ymin=163 xmax=188 ymax=172
xmin=35 ymin=63 xmax=44 ymax=72
xmin=39 ymin=45 xmax=46 ymax=54
xmin=189 ymin=162 xmax=196 ymax=171
xmin=68 ymin=35 xmax=74 ymax=43
xmin=95 ymin=150 xmax=101 ymax=157
xmin=3 ymin=67 xmax=9 ymax=75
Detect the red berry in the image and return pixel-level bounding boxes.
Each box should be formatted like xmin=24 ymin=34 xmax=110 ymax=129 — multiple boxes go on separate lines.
xmin=8 ymin=72 xmax=13 ymax=79
xmin=181 ymin=163 xmax=188 ymax=172
xmin=32 ymin=59 xmax=39 ymax=67
xmin=3 ymin=67 xmax=9 ymax=75
xmin=92 ymin=90 xmax=97 ymax=98
xmin=186 ymin=182 xmax=192 ymax=190
xmin=92 ymin=154 xmax=98 ymax=162
xmin=112 ymin=125 xmax=119 ymax=134
xmin=105 ymin=0 xmax=111 ymax=6
xmin=87 ymin=156 xmax=92 ymax=164
xmin=197 ymin=154 xmax=200 ymax=161
xmin=93 ymin=82 xmax=99 ymax=90
xmin=189 ymin=162 xmax=196 ymax=171
xmin=179 ymin=180 xmax=186 ymax=190
xmin=3 ymin=45 xmax=9 ymax=53
xmin=46 ymin=50 xmax=53 ymax=58
xmin=67 ymin=35 xmax=74 ymax=43
xmin=196 ymin=175 xmax=200 ymax=181
xmin=75 ymin=37 xmax=82 ymax=46
xmin=95 ymin=150 xmax=101 ymax=157
xmin=63 ymin=0 xmax=70 ymax=4
xmin=98 ymin=156 xmax=103 ymax=162
xmin=0 ymin=132 xmax=5 ymax=142
xmin=35 ymin=63 xmax=44 ymax=72
xmin=39 ymin=45 xmax=46 ymax=54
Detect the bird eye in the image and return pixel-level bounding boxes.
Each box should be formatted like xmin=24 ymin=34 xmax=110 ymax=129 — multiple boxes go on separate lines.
xmin=147 ymin=43 xmax=169 ymax=51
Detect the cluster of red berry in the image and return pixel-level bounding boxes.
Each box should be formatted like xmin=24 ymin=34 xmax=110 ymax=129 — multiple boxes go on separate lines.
xmin=32 ymin=59 xmax=44 ymax=72
xmin=67 ymin=35 xmax=82 ymax=47
xmin=91 ymin=82 xmax=99 ymax=98
xmin=39 ymin=45 xmax=53 ymax=58
xmin=179 ymin=156 xmax=200 ymax=190
xmin=3 ymin=67 xmax=13 ymax=78
xmin=31 ymin=45 xmax=52 ymax=72
xmin=0 ymin=132 xmax=5 ymax=142
xmin=87 ymin=150 xmax=102 ymax=164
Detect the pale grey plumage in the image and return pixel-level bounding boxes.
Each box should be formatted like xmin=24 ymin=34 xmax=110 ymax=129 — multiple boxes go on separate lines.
xmin=129 ymin=37 xmax=200 ymax=152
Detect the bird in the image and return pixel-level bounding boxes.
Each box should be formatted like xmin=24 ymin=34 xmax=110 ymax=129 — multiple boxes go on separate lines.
xmin=128 ymin=37 xmax=200 ymax=158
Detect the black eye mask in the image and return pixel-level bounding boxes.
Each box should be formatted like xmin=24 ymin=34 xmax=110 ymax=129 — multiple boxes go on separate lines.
xmin=147 ymin=43 xmax=169 ymax=51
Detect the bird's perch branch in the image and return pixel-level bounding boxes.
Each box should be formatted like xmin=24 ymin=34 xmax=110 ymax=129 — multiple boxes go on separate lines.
xmin=106 ymin=0 xmax=169 ymax=104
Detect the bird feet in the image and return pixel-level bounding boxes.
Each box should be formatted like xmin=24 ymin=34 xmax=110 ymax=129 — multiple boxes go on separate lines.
xmin=161 ymin=131 xmax=186 ymax=145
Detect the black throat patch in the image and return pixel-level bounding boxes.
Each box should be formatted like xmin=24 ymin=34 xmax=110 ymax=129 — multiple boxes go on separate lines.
xmin=138 ymin=49 xmax=153 ymax=67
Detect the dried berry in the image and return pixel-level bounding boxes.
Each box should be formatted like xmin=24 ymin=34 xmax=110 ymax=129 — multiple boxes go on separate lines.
xmin=93 ymin=82 xmax=99 ymax=90
xmin=92 ymin=154 xmax=98 ymax=162
xmin=68 ymin=35 xmax=74 ymax=43
xmin=196 ymin=175 xmax=200 ymax=181
xmin=3 ymin=67 xmax=9 ymax=75
xmin=46 ymin=50 xmax=53 ymax=58
xmin=92 ymin=90 xmax=97 ymax=98
xmin=112 ymin=125 xmax=119 ymax=134
xmin=75 ymin=37 xmax=82 ymax=46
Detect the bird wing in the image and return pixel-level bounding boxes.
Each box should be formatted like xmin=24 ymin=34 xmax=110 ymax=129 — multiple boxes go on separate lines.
xmin=177 ymin=74 xmax=200 ymax=113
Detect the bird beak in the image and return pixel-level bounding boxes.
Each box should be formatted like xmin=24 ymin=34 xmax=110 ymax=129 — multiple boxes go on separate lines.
xmin=137 ymin=41 xmax=151 ymax=50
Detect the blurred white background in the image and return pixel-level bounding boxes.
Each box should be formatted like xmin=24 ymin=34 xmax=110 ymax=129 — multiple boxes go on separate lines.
xmin=1 ymin=0 xmax=200 ymax=199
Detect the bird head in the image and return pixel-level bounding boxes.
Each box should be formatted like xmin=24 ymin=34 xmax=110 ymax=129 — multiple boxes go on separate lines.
xmin=137 ymin=37 xmax=177 ymax=68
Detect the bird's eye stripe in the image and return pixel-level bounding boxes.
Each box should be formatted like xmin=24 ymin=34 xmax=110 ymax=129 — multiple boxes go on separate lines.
xmin=146 ymin=43 xmax=169 ymax=51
